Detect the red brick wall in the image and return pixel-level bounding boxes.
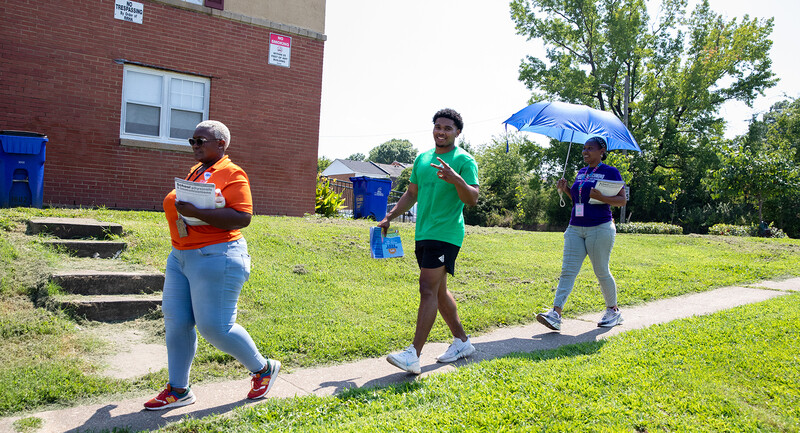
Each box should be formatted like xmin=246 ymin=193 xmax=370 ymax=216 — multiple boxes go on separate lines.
xmin=0 ymin=0 xmax=323 ymax=215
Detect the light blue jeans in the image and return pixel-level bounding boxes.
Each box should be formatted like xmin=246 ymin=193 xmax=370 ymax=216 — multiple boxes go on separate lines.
xmin=553 ymin=221 xmax=618 ymax=309
xmin=162 ymin=238 xmax=267 ymax=388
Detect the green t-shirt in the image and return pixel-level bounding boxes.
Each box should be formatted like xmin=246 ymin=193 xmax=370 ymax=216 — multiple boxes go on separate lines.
xmin=410 ymin=146 xmax=479 ymax=247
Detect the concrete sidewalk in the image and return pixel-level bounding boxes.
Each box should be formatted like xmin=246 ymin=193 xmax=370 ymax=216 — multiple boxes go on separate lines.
xmin=2 ymin=278 xmax=798 ymax=433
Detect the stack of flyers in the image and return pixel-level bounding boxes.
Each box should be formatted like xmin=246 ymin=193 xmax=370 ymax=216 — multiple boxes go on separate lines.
xmin=370 ymin=227 xmax=404 ymax=259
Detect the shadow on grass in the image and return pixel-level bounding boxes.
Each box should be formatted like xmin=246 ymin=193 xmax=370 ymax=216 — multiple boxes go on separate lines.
xmin=62 ymin=327 xmax=614 ymax=431
xmin=329 ymin=326 xmax=612 ymax=401
xmin=316 ymin=361 xmax=453 ymax=396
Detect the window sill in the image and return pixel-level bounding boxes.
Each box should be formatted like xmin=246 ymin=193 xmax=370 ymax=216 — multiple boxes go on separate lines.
xmin=120 ymin=138 xmax=193 ymax=153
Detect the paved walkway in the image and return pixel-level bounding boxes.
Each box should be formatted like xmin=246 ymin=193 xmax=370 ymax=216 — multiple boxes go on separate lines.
xmin=2 ymin=278 xmax=798 ymax=433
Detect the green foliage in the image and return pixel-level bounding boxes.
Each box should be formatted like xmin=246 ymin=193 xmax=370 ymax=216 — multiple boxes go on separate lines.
xmin=12 ymin=417 xmax=43 ymax=433
xmin=315 ymin=175 xmax=345 ymax=217
xmin=703 ymin=99 xmax=800 ymax=237
xmin=706 ymin=116 xmax=799 ymax=225
xmin=367 ymin=139 xmax=417 ymax=164
xmin=317 ymin=156 xmax=333 ymax=173
xmin=154 ymin=293 xmax=800 ymax=432
xmin=709 ymin=223 xmax=754 ymax=237
xmin=465 ymin=135 xmax=553 ymax=228
xmin=709 ymin=223 xmax=787 ymax=238
xmin=617 ymin=222 xmax=683 ymax=235
xmin=346 ymin=152 xmax=366 ymax=161
xmin=393 ymin=167 xmax=412 ymax=193
xmin=0 ymin=363 xmax=123 ymax=415
xmin=510 ymin=0 xmax=780 ymax=234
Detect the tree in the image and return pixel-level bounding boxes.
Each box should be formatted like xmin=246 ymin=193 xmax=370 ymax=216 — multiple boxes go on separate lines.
xmin=394 ymin=167 xmax=412 ymax=193
xmin=510 ymin=0 xmax=776 ymax=228
xmin=706 ymin=99 xmax=800 ymax=236
xmin=464 ymin=136 xmax=540 ymax=227
xmin=347 ymin=153 xmax=366 ymax=161
xmin=318 ymin=156 xmax=333 ymax=173
xmin=367 ymin=139 xmax=417 ymax=164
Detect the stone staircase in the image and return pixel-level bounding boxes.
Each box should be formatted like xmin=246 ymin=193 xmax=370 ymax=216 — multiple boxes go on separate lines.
xmin=27 ymin=217 xmax=164 ymax=322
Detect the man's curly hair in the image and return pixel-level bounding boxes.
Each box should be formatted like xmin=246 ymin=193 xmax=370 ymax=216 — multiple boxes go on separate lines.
xmin=432 ymin=108 xmax=464 ymax=131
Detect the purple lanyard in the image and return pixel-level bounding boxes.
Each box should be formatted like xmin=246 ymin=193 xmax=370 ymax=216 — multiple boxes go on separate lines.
xmin=576 ymin=163 xmax=602 ymax=204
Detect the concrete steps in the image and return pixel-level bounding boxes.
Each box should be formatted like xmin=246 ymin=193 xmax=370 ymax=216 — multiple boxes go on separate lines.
xmin=29 ymin=217 xmax=164 ymax=322
xmin=55 ymin=294 xmax=163 ymax=322
xmin=42 ymin=239 xmax=127 ymax=258
xmin=50 ymin=271 xmax=164 ymax=295
xmin=27 ymin=217 xmax=123 ymax=239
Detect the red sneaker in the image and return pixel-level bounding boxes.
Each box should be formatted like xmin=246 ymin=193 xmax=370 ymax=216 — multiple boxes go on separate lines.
xmin=247 ymin=359 xmax=281 ymax=399
xmin=144 ymin=384 xmax=196 ymax=410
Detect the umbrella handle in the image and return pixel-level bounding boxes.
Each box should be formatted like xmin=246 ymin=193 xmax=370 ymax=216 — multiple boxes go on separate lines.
xmin=559 ymin=137 xmax=572 ymax=208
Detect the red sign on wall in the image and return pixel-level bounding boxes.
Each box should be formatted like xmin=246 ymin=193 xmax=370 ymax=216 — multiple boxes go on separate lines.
xmin=268 ymin=33 xmax=292 ymax=68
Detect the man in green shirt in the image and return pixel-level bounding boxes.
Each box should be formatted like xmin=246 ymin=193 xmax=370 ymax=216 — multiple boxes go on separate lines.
xmin=378 ymin=108 xmax=480 ymax=374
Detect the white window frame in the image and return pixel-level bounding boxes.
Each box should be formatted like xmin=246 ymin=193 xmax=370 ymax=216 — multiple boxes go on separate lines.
xmin=120 ymin=64 xmax=210 ymax=146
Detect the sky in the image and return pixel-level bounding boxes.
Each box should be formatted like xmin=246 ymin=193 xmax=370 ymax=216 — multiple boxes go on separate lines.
xmin=317 ymin=0 xmax=800 ymax=160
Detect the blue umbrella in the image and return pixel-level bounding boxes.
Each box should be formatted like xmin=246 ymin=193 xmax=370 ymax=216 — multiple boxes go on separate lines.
xmin=503 ymin=100 xmax=641 ymax=205
xmin=504 ymin=100 xmax=640 ymax=150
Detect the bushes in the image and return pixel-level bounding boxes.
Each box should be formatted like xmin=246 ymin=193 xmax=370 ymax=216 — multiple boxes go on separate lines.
xmin=708 ymin=223 xmax=787 ymax=238
xmin=617 ymin=222 xmax=684 ymax=235
xmin=315 ymin=175 xmax=345 ymax=217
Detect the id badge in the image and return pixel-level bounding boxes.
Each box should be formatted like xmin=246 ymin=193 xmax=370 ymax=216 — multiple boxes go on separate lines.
xmin=575 ymin=203 xmax=585 ymax=217
xmin=176 ymin=218 xmax=188 ymax=238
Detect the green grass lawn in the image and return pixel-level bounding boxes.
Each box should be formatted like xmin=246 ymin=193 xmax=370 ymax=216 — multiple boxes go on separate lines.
xmin=157 ymin=292 xmax=800 ymax=432
xmin=1 ymin=207 xmax=799 ymax=418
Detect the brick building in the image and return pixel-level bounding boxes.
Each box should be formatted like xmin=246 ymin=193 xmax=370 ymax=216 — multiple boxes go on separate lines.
xmin=0 ymin=0 xmax=326 ymax=215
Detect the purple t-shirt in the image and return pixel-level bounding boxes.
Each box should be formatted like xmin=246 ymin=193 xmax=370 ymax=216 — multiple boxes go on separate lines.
xmin=568 ymin=163 xmax=623 ymax=227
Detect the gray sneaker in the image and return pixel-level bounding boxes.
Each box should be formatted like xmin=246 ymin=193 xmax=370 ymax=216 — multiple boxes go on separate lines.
xmin=597 ymin=308 xmax=623 ymax=327
xmin=386 ymin=345 xmax=421 ymax=374
xmin=536 ymin=309 xmax=561 ymax=331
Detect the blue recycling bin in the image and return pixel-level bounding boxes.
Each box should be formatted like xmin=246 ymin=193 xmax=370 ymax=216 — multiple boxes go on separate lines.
xmin=350 ymin=176 xmax=392 ymax=220
xmin=0 ymin=131 xmax=48 ymax=208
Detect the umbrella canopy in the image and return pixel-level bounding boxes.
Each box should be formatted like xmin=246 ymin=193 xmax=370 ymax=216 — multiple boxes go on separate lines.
xmin=503 ymin=100 xmax=641 ymax=152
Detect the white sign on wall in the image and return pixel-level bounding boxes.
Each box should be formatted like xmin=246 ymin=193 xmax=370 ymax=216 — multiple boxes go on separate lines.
xmin=268 ymin=33 xmax=292 ymax=68
xmin=114 ymin=0 xmax=144 ymax=24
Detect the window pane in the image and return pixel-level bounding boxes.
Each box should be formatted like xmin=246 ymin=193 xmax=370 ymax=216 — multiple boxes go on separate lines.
xmin=125 ymin=103 xmax=160 ymax=136
xmin=184 ymin=0 xmax=202 ymax=4
xmin=125 ymin=71 xmax=162 ymax=105
xmin=170 ymin=78 xmax=205 ymax=111
xmin=170 ymin=109 xmax=202 ymax=139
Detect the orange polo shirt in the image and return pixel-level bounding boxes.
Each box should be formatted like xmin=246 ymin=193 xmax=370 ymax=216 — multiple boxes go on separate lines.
xmin=163 ymin=155 xmax=253 ymax=250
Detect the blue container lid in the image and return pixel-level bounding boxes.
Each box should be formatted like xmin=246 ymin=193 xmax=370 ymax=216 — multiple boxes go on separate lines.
xmin=0 ymin=131 xmax=48 ymax=155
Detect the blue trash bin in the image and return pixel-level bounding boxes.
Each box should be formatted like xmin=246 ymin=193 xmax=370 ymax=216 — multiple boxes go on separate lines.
xmin=0 ymin=131 xmax=48 ymax=208
xmin=350 ymin=176 xmax=392 ymax=220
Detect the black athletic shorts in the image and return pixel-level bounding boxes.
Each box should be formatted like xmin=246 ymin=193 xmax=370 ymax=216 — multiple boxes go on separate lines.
xmin=415 ymin=240 xmax=460 ymax=276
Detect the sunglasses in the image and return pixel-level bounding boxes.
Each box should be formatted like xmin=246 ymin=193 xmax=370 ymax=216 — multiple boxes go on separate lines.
xmin=188 ymin=137 xmax=217 ymax=146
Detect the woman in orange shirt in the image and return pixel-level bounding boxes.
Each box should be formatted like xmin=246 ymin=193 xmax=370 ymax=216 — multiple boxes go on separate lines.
xmin=144 ymin=120 xmax=279 ymax=410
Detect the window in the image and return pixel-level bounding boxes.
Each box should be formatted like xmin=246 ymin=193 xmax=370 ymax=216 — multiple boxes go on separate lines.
xmin=121 ymin=65 xmax=210 ymax=145
xmin=182 ymin=0 xmax=224 ymax=9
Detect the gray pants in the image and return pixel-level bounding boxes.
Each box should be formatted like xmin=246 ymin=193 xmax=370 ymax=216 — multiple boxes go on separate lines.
xmin=553 ymin=221 xmax=618 ymax=309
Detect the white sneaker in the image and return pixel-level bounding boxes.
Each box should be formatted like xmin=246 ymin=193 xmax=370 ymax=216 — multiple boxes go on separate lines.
xmin=386 ymin=345 xmax=421 ymax=374
xmin=597 ymin=308 xmax=623 ymax=327
xmin=436 ymin=336 xmax=476 ymax=363
xmin=536 ymin=309 xmax=562 ymax=331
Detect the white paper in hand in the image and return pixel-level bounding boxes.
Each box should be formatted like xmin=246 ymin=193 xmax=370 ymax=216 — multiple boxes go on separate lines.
xmin=175 ymin=178 xmax=216 ymax=225
xmin=589 ymin=180 xmax=625 ymax=204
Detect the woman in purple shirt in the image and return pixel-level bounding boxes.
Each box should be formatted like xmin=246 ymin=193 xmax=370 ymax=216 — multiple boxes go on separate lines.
xmin=536 ymin=137 xmax=627 ymax=331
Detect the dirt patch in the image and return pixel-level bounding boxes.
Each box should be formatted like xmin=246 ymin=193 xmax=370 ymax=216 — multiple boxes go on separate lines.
xmin=83 ymin=320 xmax=167 ymax=379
